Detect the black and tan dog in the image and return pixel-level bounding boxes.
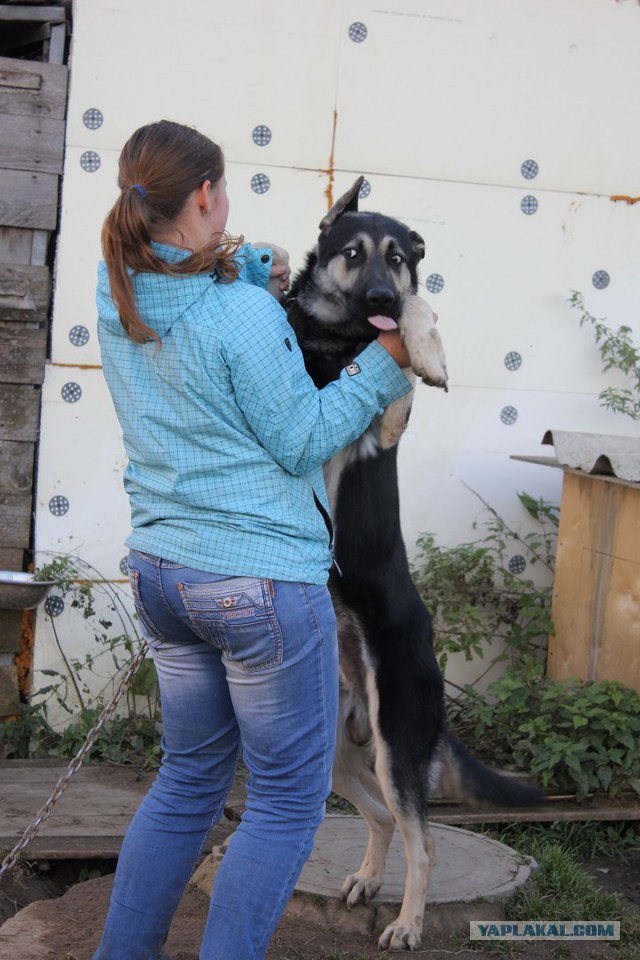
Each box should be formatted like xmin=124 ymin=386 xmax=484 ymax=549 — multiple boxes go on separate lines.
xmin=284 ymin=178 xmax=541 ymax=951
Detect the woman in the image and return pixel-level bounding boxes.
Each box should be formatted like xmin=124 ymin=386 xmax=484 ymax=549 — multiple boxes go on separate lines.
xmin=93 ymin=119 xmax=413 ymax=960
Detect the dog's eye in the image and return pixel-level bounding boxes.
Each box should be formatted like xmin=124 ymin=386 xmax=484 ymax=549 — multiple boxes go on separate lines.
xmin=343 ymin=247 xmax=358 ymax=260
xmin=389 ymin=253 xmax=404 ymax=265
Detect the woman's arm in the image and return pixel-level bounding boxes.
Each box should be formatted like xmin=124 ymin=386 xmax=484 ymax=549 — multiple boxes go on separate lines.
xmin=220 ymin=289 xmax=412 ymax=477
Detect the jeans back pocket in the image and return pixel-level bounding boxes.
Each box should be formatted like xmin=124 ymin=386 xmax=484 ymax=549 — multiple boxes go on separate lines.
xmin=178 ymin=576 xmax=283 ymax=672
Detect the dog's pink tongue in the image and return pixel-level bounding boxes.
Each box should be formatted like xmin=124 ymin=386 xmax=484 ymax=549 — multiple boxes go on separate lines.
xmin=368 ymin=315 xmax=398 ymax=331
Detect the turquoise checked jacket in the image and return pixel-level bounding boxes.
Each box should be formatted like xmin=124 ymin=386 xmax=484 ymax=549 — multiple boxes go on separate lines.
xmin=97 ymin=242 xmax=411 ymax=584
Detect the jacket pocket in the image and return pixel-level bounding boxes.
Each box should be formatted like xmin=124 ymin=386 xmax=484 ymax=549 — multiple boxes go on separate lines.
xmin=178 ymin=576 xmax=283 ymax=672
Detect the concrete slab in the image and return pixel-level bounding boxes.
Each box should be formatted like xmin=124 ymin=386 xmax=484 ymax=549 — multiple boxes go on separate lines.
xmin=192 ymin=814 xmax=536 ymax=938
xmin=296 ymin=815 xmax=535 ymax=904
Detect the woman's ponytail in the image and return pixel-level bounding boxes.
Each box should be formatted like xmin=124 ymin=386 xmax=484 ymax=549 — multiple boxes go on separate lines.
xmin=101 ymin=187 xmax=159 ymax=344
xmin=101 ymin=121 xmax=243 ymax=344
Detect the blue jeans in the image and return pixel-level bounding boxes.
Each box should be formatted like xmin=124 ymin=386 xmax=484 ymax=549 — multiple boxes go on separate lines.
xmin=94 ymin=550 xmax=338 ymax=960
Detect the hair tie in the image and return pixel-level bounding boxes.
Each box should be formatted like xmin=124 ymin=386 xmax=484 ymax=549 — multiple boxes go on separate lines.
xmin=132 ymin=184 xmax=147 ymax=198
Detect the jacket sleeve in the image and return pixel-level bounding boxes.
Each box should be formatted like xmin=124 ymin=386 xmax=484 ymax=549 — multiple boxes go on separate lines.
xmin=236 ymin=244 xmax=272 ymax=289
xmin=220 ymin=287 xmax=412 ymax=476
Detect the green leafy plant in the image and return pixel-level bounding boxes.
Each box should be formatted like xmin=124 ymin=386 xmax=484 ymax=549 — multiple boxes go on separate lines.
xmin=462 ymin=670 xmax=640 ymax=799
xmin=570 ymin=289 xmax=640 ymax=420
xmin=1 ymin=554 xmax=162 ymax=768
xmin=412 ymin=492 xmax=640 ymax=799
xmin=412 ymin=491 xmax=557 ymax=684
xmin=0 ymin=704 xmax=54 ymax=760
xmin=31 ymin=554 xmax=158 ymax=722
xmin=53 ymin=708 xmax=162 ymax=767
xmin=0 ymin=700 xmax=163 ymax=768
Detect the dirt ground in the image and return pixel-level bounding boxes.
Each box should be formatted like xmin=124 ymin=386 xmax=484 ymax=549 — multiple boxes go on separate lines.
xmin=1 ymin=841 xmax=638 ymax=960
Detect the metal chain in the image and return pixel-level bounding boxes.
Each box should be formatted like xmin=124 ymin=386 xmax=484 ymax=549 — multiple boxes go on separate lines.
xmin=0 ymin=641 xmax=149 ymax=878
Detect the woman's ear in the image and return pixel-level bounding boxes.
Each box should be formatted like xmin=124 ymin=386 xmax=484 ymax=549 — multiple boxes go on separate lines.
xmin=197 ymin=179 xmax=212 ymax=215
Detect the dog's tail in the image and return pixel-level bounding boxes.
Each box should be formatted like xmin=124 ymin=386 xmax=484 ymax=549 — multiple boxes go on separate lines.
xmin=436 ymin=731 xmax=544 ymax=807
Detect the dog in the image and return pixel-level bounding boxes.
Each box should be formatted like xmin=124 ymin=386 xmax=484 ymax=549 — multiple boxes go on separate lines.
xmin=284 ymin=178 xmax=542 ymax=951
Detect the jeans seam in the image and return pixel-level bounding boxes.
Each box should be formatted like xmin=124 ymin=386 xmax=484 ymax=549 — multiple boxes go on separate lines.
xmin=192 ymin=742 xmax=242 ymax=865
xmin=301 ymin=584 xmax=332 ymax=803
xmin=253 ymin=816 xmax=318 ymax=960
xmin=157 ymin=564 xmax=182 ymax=625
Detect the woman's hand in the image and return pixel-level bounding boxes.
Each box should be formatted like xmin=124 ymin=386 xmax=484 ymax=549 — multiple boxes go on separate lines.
xmin=270 ymin=262 xmax=291 ymax=293
xmin=377 ymin=330 xmax=412 ymax=368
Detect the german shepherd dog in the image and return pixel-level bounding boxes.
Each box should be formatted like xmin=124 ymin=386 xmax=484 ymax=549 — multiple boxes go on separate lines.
xmin=285 ymin=178 xmax=542 ymax=951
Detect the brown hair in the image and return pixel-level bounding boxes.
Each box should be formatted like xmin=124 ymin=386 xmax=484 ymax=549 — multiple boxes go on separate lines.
xmin=101 ymin=120 xmax=244 ymax=344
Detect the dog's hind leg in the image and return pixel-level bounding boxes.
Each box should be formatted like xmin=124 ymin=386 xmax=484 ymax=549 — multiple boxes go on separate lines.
xmin=372 ymin=734 xmax=435 ymax=951
xmin=378 ymin=825 xmax=435 ymax=951
xmin=332 ymin=703 xmax=396 ymax=905
xmin=361 ymin=645 xmax=442 ymax=951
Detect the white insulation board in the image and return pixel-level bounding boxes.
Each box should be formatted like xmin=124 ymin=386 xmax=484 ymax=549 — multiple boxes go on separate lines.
xmin=34 ymin=0 xmax=640 ymax=722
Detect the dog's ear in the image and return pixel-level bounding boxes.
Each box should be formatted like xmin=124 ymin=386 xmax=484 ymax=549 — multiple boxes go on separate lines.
xmin=409 ymin=230 xmax=426 ymax=262
xmin=319 ymin=176 xmax=364 ymax=234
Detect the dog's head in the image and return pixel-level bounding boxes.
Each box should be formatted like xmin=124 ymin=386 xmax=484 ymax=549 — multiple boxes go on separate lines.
xmin=308 ymin=177 xmax=426 ymax=339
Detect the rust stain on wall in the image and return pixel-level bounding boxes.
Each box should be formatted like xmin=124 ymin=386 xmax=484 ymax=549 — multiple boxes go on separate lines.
xmin=610 ymin=195 xmax=640 ymax=205
xmin=324 ymin=110 xmax=338 ymax=209
xmin=52 ymin=362 xmax=102 ymax=370
xmin=16 ymin=609 xmax=34 ymax=698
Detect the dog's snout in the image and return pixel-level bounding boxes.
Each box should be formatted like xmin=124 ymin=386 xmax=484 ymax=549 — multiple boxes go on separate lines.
xmin=366 ymin=287 xmax=395 ymax=311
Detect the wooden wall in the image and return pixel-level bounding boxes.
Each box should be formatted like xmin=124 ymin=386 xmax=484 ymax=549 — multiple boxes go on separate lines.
xmin=0 ymin=2 xmax=68 ymax=716
xmin=548 ymin=470 xmax=640 ymax=695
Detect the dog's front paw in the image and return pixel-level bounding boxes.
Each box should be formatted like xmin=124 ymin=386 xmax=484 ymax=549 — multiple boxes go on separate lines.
xmin=399 ymin=295 xmax=448 ymax=391
xmin=378 ymin=920 xmax=423 ymax=951
xmin=341 ymin=871 xmax=383 ymax=907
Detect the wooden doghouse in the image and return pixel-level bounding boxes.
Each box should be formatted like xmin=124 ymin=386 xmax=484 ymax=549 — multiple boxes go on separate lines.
xmin=516 ymin=430 xmax=640 ymax=695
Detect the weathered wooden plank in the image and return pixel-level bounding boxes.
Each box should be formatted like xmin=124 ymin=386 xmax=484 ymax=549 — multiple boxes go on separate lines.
xmin=0 ymin=55 xmax=67 ymax=119
xmin=0 ymin=547 xmax=24 ymax=570
xmin=0 ymin=660 xmax=20 ymax=717
xmin=0 ymin=262 xmax=50 ymax=322
xmin=0 ymin=327 xmax=47 ymax=383
xmin=47 ymin=21 xmax=66 ymax=65
xmin=425 ymin=801 xmax=640 ymax=825
xmin=0 ymin=763 xmax=153 ymax=856
xmin=0 ymin=759 xmax=61 ymax=768
xmin=0 ymin=608 xmax=22 ymax=653
xmin=0 ymin=226 xmax=33 ymax=263
xmin=0 ymin=168 xmax=58 ymax=230
xmin=0 ymin=835 xmax=128 ymax=859
xmin=2 ymin=813 xmax=140 ymax=833
xmin=548 ymin=472 xmax=640 ymax=695
xmin=0 ymin=492 xmax=31 ymax=546
xmin=0 ymin=114 xmax=64 ymax=175
xmin=0 ymin=6 xmax=66 ymax=23
xmin=0 ymin=383 xmax=40 ymax=441
xmin=31 ymin=230 xmax=49 ymax=266
xmin=0 ymin=262 xmax=50 ymax=321
xmin=1 ymin=761 xmax=639 ymax=862
xmin=0 ymin=439 xmax=35 ymax=493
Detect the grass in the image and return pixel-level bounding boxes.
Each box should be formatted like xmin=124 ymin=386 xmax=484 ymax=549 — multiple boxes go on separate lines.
xmin=506 ymin=844 xmax=620 ymax=920
xmin=481 ymin=819 xmax=639 ymax=862
xmin=467 ymin=821 xmax=639 ymax=960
